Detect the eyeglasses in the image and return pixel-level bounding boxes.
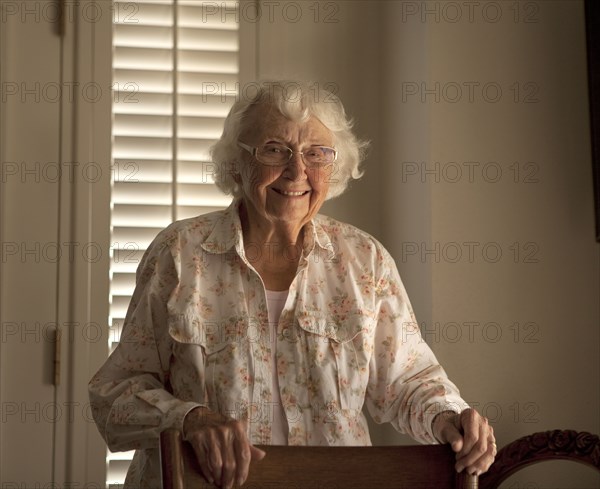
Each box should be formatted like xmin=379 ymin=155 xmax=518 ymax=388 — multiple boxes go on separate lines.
xmin=238 ymin=141 xmax=338 ymax=167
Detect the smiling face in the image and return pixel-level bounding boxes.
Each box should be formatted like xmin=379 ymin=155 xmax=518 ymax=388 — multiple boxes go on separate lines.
xmin=237 ymin=103 xmax=334 ymax=233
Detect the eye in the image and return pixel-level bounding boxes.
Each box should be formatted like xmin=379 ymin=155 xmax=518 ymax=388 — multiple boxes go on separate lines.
xmin=305 ymin=148 xmax=322 ymax=158
xmin=263 ymin=144 xmax=287 ymax=154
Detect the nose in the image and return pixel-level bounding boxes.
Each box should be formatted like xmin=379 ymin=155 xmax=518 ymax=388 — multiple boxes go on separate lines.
xmin=283 ymin=152 xmax=308 ymax=181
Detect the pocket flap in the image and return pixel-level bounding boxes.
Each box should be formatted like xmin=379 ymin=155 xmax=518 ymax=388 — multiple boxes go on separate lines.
xmin=168 ymin=314 xmax=231 ymax=354
xmin=296 ymin=313 xmax=372 ymax=343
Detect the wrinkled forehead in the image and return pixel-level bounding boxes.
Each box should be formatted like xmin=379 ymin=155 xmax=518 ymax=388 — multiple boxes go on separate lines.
xmin=239 ymin=102 xmax=333 ymax=144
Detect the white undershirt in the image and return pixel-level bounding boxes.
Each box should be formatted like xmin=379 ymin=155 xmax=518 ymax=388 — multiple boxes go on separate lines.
xmin=265 ymin=289 xmax=289 ymax=445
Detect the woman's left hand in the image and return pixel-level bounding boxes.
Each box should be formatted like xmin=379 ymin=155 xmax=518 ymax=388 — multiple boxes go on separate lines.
xmin=432 ymin=408 xmax=497 ymax=476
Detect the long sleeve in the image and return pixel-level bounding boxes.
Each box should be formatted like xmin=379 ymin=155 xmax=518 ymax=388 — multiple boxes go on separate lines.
xmin=88 ymin=236 xmax=202 ymax=452
xmin=364 ymin=247 xmax=469 ymax=444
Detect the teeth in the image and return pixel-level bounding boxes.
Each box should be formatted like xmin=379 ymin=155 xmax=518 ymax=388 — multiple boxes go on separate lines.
xmin=279 ymin=190 xmax=307 ymax=196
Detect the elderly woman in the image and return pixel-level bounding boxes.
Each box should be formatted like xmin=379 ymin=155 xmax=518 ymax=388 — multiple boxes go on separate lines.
xmin=89 ymin=80 xmax=496 ymax=489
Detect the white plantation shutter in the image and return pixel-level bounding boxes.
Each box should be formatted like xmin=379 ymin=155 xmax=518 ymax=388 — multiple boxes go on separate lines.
xmin=109 ymin=0 xmax=237 ymax=485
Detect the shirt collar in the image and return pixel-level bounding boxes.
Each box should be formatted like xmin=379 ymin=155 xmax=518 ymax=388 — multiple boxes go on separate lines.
xmin=301 ymin=215 xmax=334 ymax=257
xmin=199 ymin=198 xmax=333 ymax=257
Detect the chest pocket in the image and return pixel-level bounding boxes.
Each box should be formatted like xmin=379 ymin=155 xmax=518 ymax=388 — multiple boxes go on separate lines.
xmin=168 ymin=314 xmax=251 ymax=413
xmin=296 ymin=313 xmax=374 ymax=413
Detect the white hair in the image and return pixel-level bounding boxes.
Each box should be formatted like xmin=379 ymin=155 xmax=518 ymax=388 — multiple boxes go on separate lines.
xmin=210 ymin=80 xmax=369 ymax=199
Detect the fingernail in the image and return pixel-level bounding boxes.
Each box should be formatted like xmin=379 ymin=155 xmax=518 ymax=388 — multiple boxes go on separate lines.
xmin=455 ymin=464 xmax=463 ymax=473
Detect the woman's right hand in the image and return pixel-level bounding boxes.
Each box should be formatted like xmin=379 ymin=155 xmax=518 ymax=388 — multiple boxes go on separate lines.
xmin=183 ymin=407 xmax=266 ymax=489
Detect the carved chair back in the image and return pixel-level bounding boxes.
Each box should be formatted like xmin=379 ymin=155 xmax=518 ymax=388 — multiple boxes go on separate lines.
xmin=479 ymin=430 xmax=600 ymax=489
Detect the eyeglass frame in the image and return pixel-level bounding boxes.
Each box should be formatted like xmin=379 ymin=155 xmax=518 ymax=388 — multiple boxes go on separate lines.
xmin=237 ymin=141 xmax=338 ymax=167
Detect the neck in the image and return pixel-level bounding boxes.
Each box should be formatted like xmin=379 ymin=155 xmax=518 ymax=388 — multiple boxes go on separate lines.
xmin=239 ymin=201 xmax=305 ymax=264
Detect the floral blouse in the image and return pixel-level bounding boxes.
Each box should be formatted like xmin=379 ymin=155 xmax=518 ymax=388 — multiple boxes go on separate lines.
xmin=89 ymin=199 xmax=468 ymax=488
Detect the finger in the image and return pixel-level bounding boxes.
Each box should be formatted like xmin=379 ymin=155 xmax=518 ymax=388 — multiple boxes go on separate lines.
xmin=233 ymin=424 xmax=252 ymax=487
xmin=189 ymin=431 xmax=218 ymax=486
xmin=434 ymin=411 xmax=463 ymax=453
xmin=463 ymin=436 xmax=496 ymax=476
xmin=487 ymin=426 xmax=497 ymax=457
xmin=219 ymin=428 xmax=237 ymax=489
xmin=207 ymin=430 xmax=225 ymax=487
xmin=442 ymin=423 xmax=464 ymax=454
xmin=461 ymin=420 xmax=487 ymax=474
xmin=250 ymin=444 xmax=266 ymax=460
xmin=190 ymin=440 xmax=213 ymax=485
xmin=456 ymin=409 xmax=483 ymax=459
xmin=476 ymin=428 xmax=497 ymax=475
xmin=457 ymin=420 xmax=492 ymax=475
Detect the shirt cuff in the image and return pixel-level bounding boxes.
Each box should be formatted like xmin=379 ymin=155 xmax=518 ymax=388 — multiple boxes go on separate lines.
xmin=135 ymin=389 xmax=204 ymax=434
xmin=424 ymin=398 xmax=470 ymax=444
xmin=164 ymin=400 xmax=206 ymax=434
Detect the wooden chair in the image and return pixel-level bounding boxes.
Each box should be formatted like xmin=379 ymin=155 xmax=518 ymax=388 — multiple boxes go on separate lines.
xmin=160 ymin=429 xmax=479 ymax=489
xmin=479 ymin=430 xmax=600 ymax=489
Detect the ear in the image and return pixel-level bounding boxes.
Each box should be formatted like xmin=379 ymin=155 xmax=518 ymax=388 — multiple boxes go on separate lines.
xmin=227 ymin=159 xmax=241 ymax=183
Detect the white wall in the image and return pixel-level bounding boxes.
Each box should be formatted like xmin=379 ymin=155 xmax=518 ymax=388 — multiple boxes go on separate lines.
xmin=255 ymin=1 xmax=599 ymax=485
xmin=254 ymin=0 xmax=383 ymax=237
